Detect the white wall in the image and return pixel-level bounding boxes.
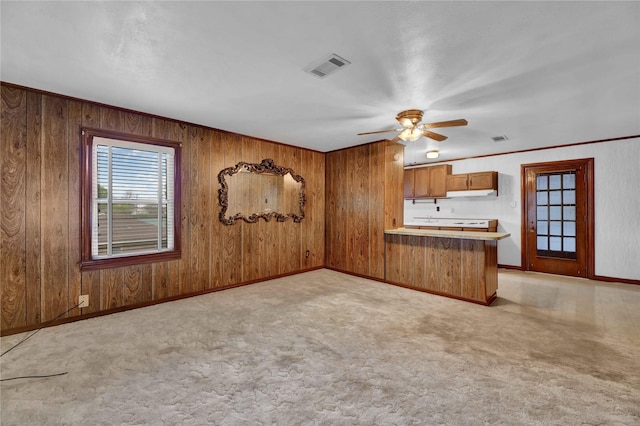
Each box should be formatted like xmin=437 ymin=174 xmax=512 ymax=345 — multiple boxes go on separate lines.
xmin=404 ymin=137 xmax=640 ymax=280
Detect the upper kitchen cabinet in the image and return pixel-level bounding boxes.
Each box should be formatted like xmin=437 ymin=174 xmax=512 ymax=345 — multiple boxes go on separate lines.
xmin=404 ymin=168 xmax=415 ymax=198
xmin=447 ymin=171 xmax=498 ymax=192
xmin=404 ymin=164 xmax=452 ymax=199
xmin=446 ymin=174 xmax=469 ymax=192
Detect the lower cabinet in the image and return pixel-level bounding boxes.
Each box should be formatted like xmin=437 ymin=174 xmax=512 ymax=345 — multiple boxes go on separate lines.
xmin=384 ymin=232 xmax=502 ymax=305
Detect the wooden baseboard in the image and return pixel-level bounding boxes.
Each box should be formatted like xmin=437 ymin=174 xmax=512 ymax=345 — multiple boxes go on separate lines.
xmin=498 ymin=264 xmax=525 ymax=271
xmin=324 ymin=267 xmax=495 ymax=306
xmin=4 ymin=265 xmax=636 ymax=337
xmin=592 ymin=274 xmax=640 ymax=286
xmin=0 ymin=266 xmax=324 ymax=337
xmin=384 ymin=279 xmax=495 ymax=306
xmin=323 ymin=266 xmax=386 ymax=283
xmin=498 ymin=264 xmax=639 ymax=285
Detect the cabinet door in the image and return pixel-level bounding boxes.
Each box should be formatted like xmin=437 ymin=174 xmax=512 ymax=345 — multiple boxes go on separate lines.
xmin=428 ymin=164 xmax=452 ymax=197
xmin=403 ymin=169 xmax=415 ymax=198
xmin=469 ymin=171 xmax=497 ymax=190
xmin=447 ymin=174 xmax=469 ymax=191
xmin=414 ymin=168 xmax=431 ymax=198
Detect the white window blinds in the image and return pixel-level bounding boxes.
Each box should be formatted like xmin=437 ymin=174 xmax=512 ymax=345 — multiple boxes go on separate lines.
xmin=91 ymin=137 xmax=175 ymax=259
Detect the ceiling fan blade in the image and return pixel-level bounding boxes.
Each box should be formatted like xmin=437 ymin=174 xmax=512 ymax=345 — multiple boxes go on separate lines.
xmin=421 ymin=119 xmax=468 ymax=129
xmin=357 ymin=128 xmax=401 ymax=136
xmin=423 ymin=130 xmax=448 ymax=142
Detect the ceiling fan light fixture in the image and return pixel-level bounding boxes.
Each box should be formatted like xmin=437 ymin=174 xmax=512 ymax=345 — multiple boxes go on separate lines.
xmin=426 ymin=150 xmax=439 ymax=159
xmin=398 ymin=127 xmax=423 ymax=142
xmin=358 ymin=109 xmax=467 ymax=144
xmin=395 ymin=109 xmax=424 ymax=127
xmin=396 ymin=110 xmax=428 ymax=142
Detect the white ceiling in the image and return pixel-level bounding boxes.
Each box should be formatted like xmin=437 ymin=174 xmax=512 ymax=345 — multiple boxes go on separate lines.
xmin=2 ymin=1 xmax=639 ymax=164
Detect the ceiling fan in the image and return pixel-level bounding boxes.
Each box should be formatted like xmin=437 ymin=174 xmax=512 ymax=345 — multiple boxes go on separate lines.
xmin=357 ymin=109 xmax=468 ymax=143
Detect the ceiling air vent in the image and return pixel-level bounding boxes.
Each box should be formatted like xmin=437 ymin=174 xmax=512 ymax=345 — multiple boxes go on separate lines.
xmin=305 ymin=54 xmax=351 ymax=78
xmin=491 ymin=135 xmax=509 ymax=142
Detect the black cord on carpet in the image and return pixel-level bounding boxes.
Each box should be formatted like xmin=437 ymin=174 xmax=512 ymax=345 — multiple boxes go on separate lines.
xmin=0 ymin=302 xmax=82 ymax=382
xmin=1 ymin=302 xmax=82 ymax=358
xmin=1 ymin=372 xmax=68 ymax=382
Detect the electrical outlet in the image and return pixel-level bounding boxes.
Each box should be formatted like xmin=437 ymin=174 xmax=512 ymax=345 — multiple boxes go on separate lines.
xmin=305 ymin=250 xmax=310 ymax=258
xmin=79 ymin=295 xmax=89 ymax=308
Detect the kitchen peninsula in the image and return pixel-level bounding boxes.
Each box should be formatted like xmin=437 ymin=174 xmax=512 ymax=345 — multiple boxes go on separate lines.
xmin=384 ymin=228 xmax=510 ymax=305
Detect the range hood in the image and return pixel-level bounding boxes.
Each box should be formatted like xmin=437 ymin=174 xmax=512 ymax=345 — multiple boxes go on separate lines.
xmin=445 ymin=189 xmax=497 ymax=198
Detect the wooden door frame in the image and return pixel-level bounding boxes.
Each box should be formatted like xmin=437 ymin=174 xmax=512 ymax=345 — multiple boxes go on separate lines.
xmin=520 ymin=158 xmax=595 ymax=278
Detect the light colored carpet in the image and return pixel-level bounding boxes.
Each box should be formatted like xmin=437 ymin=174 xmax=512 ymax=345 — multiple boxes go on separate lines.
xmin=1 ymin=269 xmax=639 ymax=425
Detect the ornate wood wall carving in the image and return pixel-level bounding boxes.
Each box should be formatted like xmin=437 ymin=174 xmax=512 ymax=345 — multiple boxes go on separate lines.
xmin=218 ymin=158 xmax=306 ymax=225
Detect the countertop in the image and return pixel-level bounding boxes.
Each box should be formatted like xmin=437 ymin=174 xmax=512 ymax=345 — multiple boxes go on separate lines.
xmin=385 ymin=227 xmax=510 ymax=241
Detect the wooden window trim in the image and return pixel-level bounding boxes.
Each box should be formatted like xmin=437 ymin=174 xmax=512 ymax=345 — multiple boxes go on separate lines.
xmin=80 ymin=127 xmax=182 ymax=271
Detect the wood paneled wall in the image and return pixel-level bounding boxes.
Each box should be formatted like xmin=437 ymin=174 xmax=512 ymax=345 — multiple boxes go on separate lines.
xmin=325 ymin=141 xmax=404 ymax=279
xmin=1 ymin=84 xmax=325 ymax=334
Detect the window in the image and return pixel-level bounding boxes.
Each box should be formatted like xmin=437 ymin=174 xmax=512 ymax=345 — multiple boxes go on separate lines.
xmin=81 ymin=128 xmax=181 ymax=270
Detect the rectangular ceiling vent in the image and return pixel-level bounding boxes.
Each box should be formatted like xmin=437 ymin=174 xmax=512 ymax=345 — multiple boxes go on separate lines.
xmin=305 ymin=54 xmax=351 ymax=78
xmin=491 ymin=135 xmax=509 ymax=142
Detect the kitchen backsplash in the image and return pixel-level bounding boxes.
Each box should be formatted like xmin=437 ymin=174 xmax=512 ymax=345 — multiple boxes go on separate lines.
xmin=404 ymin=197 xmax=502 ymax=223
